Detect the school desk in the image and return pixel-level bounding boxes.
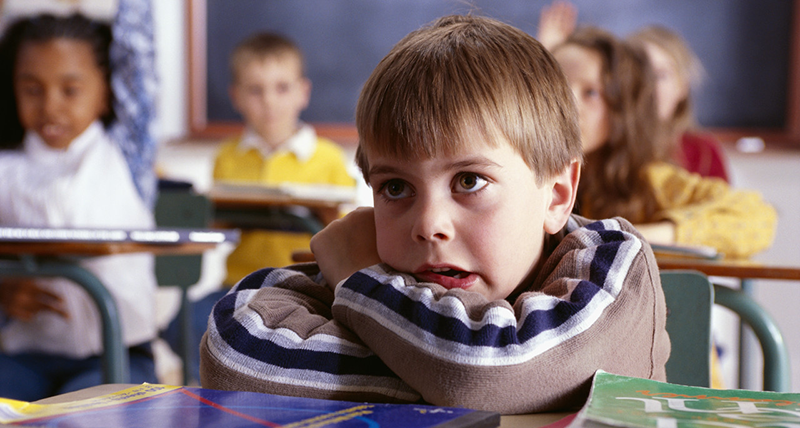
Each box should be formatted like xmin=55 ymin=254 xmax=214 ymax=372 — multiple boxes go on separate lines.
xmin=209 ymin=181 xmax=357 ymax=231
xmin=31 ymin=383 xmax=574 ymax=428
xmin=0 ymin=226 xmax=238 ymax=385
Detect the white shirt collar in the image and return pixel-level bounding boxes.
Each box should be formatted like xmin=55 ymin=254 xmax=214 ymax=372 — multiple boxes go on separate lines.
xmin=24 ymin=121 xmax=104 ymax=166
xmin=238 ymin=123 xmax=317 ymax=162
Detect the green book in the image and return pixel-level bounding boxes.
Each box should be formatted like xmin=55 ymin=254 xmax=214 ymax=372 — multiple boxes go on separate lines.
xmin=570 ymin=371 xmax=799 ymax=427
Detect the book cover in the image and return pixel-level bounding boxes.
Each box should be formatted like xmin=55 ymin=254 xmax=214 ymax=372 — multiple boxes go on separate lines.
xmin=570 ymin=371 xmax=800 ymax=427
xmin=0 ymin=384 xmax=499 ymax=428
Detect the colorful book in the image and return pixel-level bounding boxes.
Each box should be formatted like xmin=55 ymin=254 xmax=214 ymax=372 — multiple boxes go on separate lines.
xmin=0 ymin=384 xmax=500 ymax=428
xmin=569 ymin=371 xmax=800 ymax=427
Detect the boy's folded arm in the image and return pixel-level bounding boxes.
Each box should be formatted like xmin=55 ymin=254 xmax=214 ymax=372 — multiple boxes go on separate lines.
xmin=199 ymin=263 xmax=421 ymax=403
xmin=332 ymin=218 xmax=669 ymax=414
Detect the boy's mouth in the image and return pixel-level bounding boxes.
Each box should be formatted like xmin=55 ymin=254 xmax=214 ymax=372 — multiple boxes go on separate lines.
xmin=414 ymin=266 xmax=477 ymax=289
xmin=429 ymin=267 xmax=469 ymax=279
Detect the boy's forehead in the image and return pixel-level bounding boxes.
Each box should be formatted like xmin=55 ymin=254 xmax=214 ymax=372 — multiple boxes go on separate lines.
xmin=236 ymin=52 xmax=302 ymax=78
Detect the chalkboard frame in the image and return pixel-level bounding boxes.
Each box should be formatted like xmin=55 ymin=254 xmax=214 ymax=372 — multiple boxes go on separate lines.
xmin=186 ymin=0 xmax=800 ymax=147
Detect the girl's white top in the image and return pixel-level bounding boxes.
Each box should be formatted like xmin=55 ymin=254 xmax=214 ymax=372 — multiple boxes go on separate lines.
xmin=0 ymin=121 xmax=157 ymax=358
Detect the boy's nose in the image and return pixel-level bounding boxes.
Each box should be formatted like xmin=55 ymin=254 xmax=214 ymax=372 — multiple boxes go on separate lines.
xmin=411 ymin=198 xmax=454 ymax=243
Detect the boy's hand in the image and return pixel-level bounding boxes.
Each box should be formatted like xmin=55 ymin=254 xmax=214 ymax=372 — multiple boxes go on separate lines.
xmin=0 ymin=279 xmax=69 ymax=321
xmin=310 ymin=207 xmax=382 ymax=290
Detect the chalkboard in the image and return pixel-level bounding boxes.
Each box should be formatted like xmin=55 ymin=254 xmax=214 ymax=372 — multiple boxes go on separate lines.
xmin=193 ymin=0 xmax=795 ymax=138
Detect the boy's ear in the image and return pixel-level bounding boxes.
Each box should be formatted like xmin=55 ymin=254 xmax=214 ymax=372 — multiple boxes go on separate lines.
xmin=543 ymin=159 xmax=581 ymax=234
xmin=299 ymin=77 xmax=312 ymax=110
xmin=228 ymin=84 xmax=242 ymax=113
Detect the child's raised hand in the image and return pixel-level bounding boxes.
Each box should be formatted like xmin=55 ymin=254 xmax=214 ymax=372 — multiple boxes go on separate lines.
xmin=310 ymin=207 xmax=382 ymax=290
xmin=537 ymin=1 xmax=578 ymax=50
xmin=0 ymin=279 xmax=69 ymax=321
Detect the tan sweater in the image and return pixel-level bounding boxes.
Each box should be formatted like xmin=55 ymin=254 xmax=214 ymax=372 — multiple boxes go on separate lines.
xmin=201 ymin=215 xmax=670 ymax=414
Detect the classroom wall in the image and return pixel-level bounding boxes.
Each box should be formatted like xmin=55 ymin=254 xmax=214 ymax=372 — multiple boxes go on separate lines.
xmin=150 ymin=3 xmax=800 ymax=391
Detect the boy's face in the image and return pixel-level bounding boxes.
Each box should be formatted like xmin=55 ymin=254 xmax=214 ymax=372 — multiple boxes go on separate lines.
xmin=230 ymin=54 xmax=310 ymax=146
xmin=14 ymin=39 xmax=109 ymax=150
xmin=366 ymin=135 xmax=576 ymax=301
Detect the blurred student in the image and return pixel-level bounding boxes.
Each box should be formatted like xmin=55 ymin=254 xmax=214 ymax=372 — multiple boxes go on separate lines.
xmin=163 ymin=32 xmax=357 ymax=384
xmin=551 ymin=26 xmax=776 ymax=259
xmin=628 ymin=25 xmax=729 ymax=182
xmin=214 ymin=32 xmax=356 ymax=285
xmin=0 ymin=0 xmax=159 ymax=401
xmin=537 ymin=2 xmax=730 ymax=182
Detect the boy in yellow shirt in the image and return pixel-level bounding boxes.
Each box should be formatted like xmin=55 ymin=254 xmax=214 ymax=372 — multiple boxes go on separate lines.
xmin=163 ymin=33 xmax=355 ymax=384
xmin=214 ymin=32 xmax=356 ymax=286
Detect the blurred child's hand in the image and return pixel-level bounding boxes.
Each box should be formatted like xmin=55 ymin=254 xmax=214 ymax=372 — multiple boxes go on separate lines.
xmin=537 ymin=1 xmax=577 ymax=50
xmin=0 ymin=279 xmax=69 ymax=321
xmin=310 ymin=207 xmax=382 ymax=290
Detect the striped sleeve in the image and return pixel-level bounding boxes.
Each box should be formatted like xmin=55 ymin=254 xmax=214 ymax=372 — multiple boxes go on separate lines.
xmin=200 ymin=264 xmax=421 ymax=403
xmin=332 ymin=218 xmax=659 ymax=413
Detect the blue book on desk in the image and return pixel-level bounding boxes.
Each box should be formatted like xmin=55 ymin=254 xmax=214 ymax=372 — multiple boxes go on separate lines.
xmin=0 ymin=384 xmax=499 ymax=428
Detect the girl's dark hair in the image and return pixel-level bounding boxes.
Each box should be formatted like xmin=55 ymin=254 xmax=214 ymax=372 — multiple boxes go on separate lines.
xmin=0 ymin=13 xmax=114 ymax=149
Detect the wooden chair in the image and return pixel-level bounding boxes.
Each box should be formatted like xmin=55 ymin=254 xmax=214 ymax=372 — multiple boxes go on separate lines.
xmin=154 ymin=186 xmax=212 ymax=385
xmin=660 ymin=270 xmax=791 ymax=391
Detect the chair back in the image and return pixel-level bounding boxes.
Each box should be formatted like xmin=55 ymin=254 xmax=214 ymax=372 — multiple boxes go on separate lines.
xmin=154 ymin=190 xmax=212 ymax=286
xmin=660 ymin=270 xmax=714 ymax=387
xmin=153 ymin=188 xmax=212 ymax=385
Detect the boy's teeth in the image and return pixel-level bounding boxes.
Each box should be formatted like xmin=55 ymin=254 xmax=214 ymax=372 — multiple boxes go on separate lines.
xmin=431 ymin=267 xmax=449 ymax=273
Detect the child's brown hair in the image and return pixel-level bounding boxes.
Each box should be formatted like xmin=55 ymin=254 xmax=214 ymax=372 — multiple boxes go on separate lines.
xmin=229 ymin=32 xmax=305 ymax=84
xmin=355 ymin=14 xmax=581 ymax=186
xmin=559 ymin=26 xmax=662 ymax=223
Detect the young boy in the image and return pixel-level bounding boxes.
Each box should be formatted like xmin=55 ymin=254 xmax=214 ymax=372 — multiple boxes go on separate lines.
xmin=200 ymin=15 xmax=670 ymax=414
xmin=214 ymin=32 xmax=356 ymax=285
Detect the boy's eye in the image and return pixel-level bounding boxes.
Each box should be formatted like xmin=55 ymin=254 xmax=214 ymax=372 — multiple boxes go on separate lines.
xmin=379 ymin=179 xmax=413 ymax=200
xmin=454 ymin=173 xmax=488 ymax=193
xmin=64 ymin=86 xmax=80 ymax=97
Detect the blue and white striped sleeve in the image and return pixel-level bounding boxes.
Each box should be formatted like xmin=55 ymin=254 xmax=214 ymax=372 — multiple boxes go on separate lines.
xmin=108 ymin=0 xmax=158 ymax=208
xmin=201 ymin=265 xmax=421 ymax=403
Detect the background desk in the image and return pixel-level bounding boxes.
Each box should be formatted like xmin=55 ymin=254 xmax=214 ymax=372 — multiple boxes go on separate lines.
xmin=209 ymin=183 xmax=355 ymax=232
xmin=0 ymin=228 xmax=236 ymax=384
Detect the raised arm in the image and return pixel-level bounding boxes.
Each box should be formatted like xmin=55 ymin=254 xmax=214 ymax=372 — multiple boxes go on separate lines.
xmin=108 ymin=0 xmax=158 ymax=208
xmin=331 ymin=218 xmax=669 ymax=413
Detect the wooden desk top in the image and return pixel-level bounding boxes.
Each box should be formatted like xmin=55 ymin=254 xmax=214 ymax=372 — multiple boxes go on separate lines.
xmin=0 ymin=226 xmax=238 ymax=257
xmin=0 ymin=240 xmax=219 ymax=257
xmin=209 ymin=182 xmax=356 ymax=211
xmin=34 ymin=384 xmax=573 ymax=428
xmin=655 ymin=256 xmax=800 ymax=281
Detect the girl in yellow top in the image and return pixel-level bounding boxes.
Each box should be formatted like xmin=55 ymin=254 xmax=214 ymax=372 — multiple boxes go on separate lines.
xmin=551 ymin=26 xmax=776 ymax=259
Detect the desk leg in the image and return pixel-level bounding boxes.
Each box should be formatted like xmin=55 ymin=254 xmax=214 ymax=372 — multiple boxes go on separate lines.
xmin=0 ymin=259 xmax=130 ymax=384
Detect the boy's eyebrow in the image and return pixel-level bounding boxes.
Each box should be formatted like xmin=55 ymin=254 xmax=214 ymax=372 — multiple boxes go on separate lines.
xmin=368 ymin=156 xmax=502 ymax=177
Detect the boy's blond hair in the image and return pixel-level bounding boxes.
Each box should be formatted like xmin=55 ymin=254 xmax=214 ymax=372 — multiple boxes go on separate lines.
xmin=229 ymin=32 xmax=305 ymax=84
xmin=355 ymin=15 xmax=581 ymax=185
